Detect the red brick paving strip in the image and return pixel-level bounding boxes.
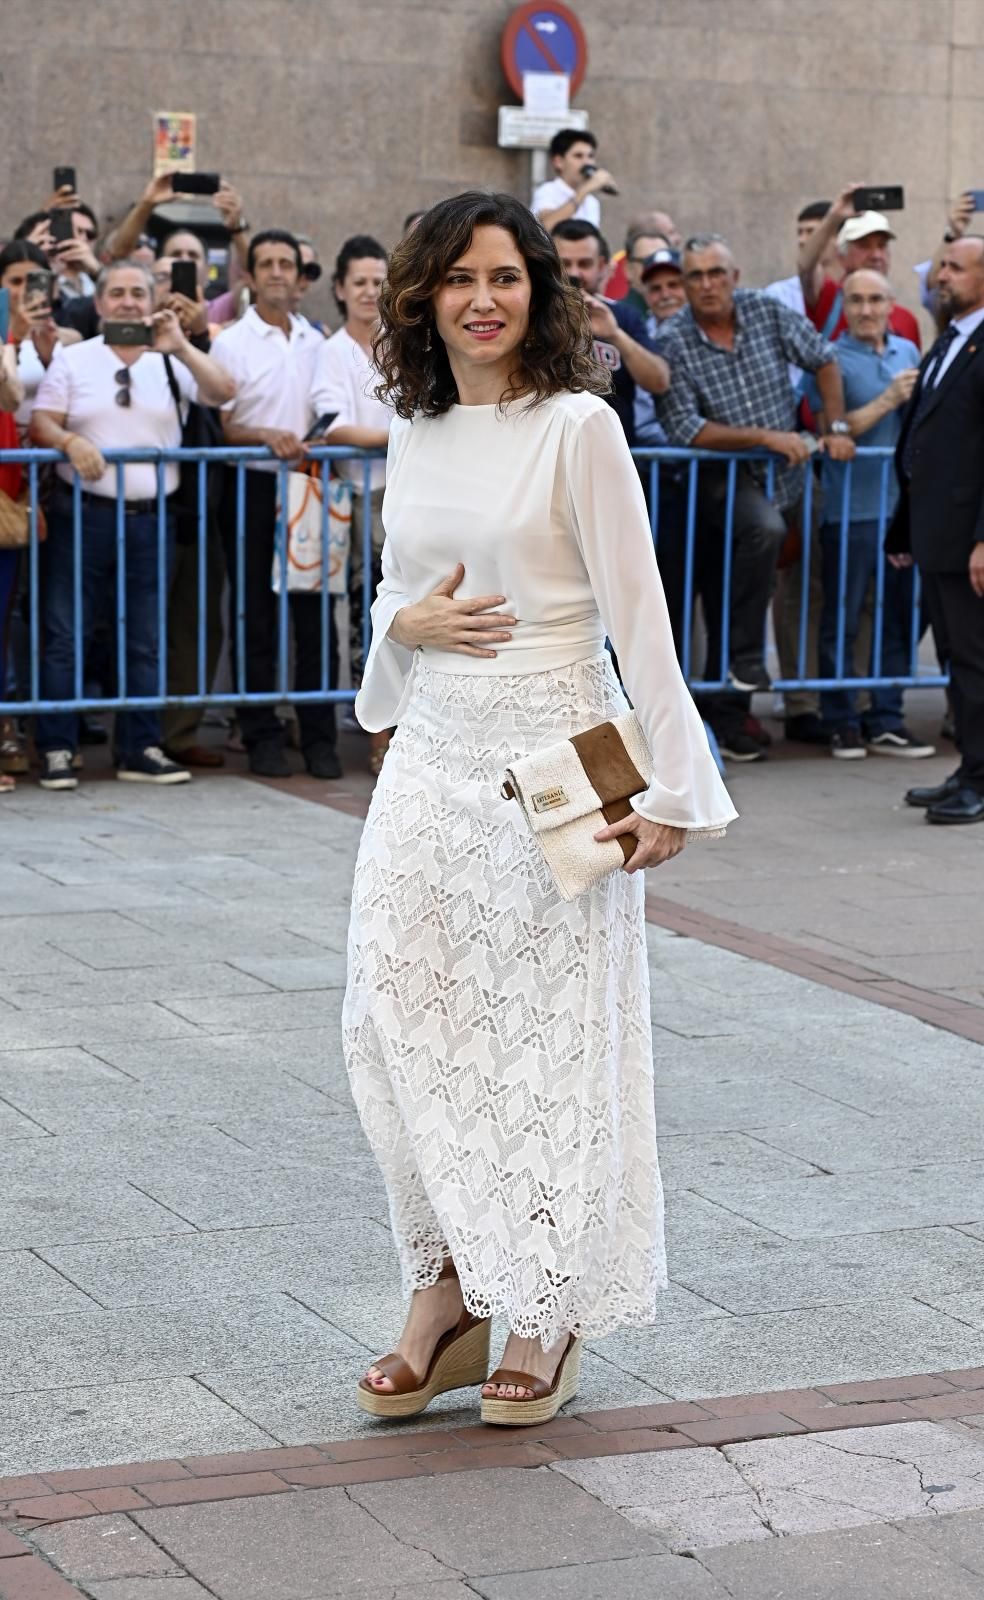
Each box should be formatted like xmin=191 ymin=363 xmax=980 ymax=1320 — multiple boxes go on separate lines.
xmin=4 ymin=1370 xmax=984 ymax=1522
xmin=0 ymin=1554 xmax=86 ymax=1595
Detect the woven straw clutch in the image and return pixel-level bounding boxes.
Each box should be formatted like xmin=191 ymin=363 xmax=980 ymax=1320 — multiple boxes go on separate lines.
xmin=501 ymin=714 xmax=657 ymax=902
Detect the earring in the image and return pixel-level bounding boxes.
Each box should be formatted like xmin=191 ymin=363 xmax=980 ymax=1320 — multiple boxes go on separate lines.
xmin=424 ymin=324 xmax=433 ymax=352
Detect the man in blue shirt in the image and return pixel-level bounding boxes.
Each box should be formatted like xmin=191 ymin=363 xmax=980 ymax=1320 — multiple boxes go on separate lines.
xmin=811 ymin=270 xmax=934 ymax=759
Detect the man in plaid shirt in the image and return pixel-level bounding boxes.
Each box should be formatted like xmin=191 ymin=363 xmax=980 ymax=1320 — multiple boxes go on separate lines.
xmin=657 ymin=233 xmax=854 ymax=758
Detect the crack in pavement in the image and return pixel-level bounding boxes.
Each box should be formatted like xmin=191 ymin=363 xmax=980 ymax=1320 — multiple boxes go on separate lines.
xmin=715 ymin=1450 xmax=785 ymax=1537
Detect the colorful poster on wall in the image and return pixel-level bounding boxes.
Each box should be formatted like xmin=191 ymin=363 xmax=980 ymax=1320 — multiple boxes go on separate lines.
xmin=153 ymin=112 xmax=197 ymax=175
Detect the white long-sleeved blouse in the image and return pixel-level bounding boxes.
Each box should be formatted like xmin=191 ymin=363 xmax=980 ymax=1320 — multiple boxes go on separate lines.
xmin=355 ymin=390 xmax=737 ymax=834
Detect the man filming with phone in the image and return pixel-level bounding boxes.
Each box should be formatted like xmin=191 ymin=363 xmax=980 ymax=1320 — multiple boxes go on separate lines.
xmin=798 ymin=184 xmax=922 ymax=349
xmin=29 ymin=260 xmax=235 ymax=792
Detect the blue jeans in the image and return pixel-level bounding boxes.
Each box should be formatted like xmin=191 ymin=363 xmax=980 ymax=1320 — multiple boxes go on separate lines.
xmin=819 ymin=518 xmax=914 ymax=736
xmin=37 ymin=495 xmax=173 ymax=758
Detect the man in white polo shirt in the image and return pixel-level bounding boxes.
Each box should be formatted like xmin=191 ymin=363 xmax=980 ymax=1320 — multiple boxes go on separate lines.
xmin=211 ymin=229 xmax=341 ymax=780
xmin=531 ymin=128 xmax=616 ymax=234
xmin=30 ymin=259 xmax=235 ymax=791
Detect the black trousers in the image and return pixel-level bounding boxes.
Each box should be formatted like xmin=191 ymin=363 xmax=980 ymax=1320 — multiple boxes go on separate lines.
xmin=921 ymin=569 xmax=984 ymax=791
xmin=219 ymin=469 xmax=338 ymax=752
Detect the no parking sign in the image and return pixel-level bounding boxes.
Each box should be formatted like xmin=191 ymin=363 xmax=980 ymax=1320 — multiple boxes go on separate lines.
xmin=500 ymin=2 xmax=589 ymax=100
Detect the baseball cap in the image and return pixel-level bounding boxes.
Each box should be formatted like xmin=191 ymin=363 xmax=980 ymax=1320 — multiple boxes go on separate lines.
xmin=837 ymin=210 xmax=897 ymax=247
xmin=640 ymin=247 xmax=682 ymax=279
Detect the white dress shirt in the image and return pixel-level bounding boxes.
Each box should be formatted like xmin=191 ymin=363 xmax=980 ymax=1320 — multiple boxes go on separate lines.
xmin=531 ymin=178 xmax=600 ymax=227
xmin=310 ymin=327 xmax=393 ymax=493
xmin=355 ymin=391 xmax=737 ymax=835
xmin=211 ymin=306 xmax=324 ymax=470
xmin=34 ymin=336 xmax=195 ymax=500
xmin=932 ymin=304 xmax=984 ymax=385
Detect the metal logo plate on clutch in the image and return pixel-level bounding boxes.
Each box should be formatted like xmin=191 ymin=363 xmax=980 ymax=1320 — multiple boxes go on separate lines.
xmin=532 ymin=787 xmax=568 ymax=813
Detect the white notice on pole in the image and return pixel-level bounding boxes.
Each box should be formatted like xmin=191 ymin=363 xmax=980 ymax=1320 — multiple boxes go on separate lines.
xmin=522 ymin=72 xmax=570 ymax=112
xmin=497 ymin=106 xmax=588 ymax=149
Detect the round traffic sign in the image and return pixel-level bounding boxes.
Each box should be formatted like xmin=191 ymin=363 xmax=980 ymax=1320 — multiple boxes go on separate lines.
xmin=501 ymin=2 xmax=588 ymax=100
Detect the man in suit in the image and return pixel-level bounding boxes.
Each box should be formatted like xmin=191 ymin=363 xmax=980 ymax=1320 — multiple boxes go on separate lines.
xmin=886 ymin=236 xmax=984 ymax=823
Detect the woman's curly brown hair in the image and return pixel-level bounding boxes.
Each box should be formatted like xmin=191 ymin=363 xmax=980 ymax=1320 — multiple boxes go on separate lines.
xmin=374 ymin=190 xmax=610 ymax=419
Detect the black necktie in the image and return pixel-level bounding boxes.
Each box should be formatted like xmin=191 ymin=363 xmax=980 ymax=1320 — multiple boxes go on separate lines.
xmin=901 ymin=323 xmax=960 ymax=476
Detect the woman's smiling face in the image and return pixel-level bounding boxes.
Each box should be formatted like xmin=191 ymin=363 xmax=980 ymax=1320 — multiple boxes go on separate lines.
xmin=432 ymin=225 xmax=532 ymax=373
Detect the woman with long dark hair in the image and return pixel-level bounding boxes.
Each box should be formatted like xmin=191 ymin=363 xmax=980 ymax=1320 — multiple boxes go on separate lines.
xmin=343 ymin=192 xmax=735 ymax=1425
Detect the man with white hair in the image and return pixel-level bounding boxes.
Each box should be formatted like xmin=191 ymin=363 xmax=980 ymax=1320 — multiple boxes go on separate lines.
xmin=798 ymin=184 xmax=922 ymax=349
xmin=806 ymin=268 xmax=931 ymax=760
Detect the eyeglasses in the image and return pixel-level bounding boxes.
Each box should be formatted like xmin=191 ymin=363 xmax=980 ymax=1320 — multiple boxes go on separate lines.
xmin=115 ymin=368 xmax=132 ymax=408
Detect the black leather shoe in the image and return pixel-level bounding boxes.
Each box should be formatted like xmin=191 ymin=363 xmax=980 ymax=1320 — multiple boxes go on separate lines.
xmin=305 ymin=742 xmax=343 ymax=780
xmin=904 ymin=773 xmax=962 ymax=808
xmin=248 ymin=740 xmax=291 ymax=778
xmin=926 ymin=787 xmax=984 ymax=825
xmin=784 ymin=713 xmax=830 ymax=747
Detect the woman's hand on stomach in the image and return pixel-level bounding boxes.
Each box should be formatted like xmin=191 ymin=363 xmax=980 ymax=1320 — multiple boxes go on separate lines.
xmin=388 ymin=564 xmax=516 ymax=658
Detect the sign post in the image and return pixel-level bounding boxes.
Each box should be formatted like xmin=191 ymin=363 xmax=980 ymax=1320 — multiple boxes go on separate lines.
xmin=498 ymin=4 xmax=589 ymax=196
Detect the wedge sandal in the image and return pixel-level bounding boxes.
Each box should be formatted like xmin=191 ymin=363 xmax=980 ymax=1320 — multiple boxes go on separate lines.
xmin=356 ymin=1263 xmax=491 ymax=1420
xmin=480 ymin=1335 xmax=582 ymax=1427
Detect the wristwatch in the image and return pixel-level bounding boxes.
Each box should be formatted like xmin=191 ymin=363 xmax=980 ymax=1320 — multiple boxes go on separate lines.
xmin=828 ymin=419 xmax=852 ymax=436
xmin=228 ymin=218 xmax=249 ymax=235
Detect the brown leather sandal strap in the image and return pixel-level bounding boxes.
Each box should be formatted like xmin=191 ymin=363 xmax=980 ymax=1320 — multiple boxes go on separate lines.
xmin=485 ymin=1367 xmax=551 ymax=1399
xmin=362 ymin=1351 xmax=420 ymax=1393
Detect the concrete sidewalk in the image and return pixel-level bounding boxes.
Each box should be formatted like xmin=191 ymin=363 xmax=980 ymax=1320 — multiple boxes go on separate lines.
xmin=1 ymin=762 xmax=983 ymax=1478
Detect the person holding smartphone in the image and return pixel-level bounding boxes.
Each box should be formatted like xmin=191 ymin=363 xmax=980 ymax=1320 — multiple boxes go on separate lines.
xmin=29 ymin=260 xmax=235 ymax=791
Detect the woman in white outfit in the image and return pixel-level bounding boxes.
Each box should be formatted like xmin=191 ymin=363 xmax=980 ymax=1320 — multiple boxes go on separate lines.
xmin=343 ymin=192 xmax=735 ymax=1426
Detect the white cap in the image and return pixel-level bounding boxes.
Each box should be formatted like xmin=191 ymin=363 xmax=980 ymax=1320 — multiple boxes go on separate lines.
xmin=837 ymin=211 xmax=897 ymax=247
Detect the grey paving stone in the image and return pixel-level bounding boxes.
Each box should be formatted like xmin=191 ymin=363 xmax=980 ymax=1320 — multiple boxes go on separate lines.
xmin=917 ymin=1290 xmax=984 ymax=1330
xmin=0 ymin=941 xmax=91 ymax=978
xmin=87 ymin=1581 xmax=215 ymax=1600
xmin=663 ymin=1192 xmax=786 ymax=1253
xmin=554 ymin=1446 xmax=769 ymax=1551
xmin=54 ymin=927 xmax=328 ymax=969
xmin=723 ymin=1421 xmax=984 ymax=1534
xmin=0 ymin=1295 xmax=355 ymax=1394
xmin=658 ymin=1132 xmax=824 ymax=1190
xmin=0 ymin=1376 xmax=273 ymax=1474
xmin=209 ymin=1112 xmax=365 ymax=1170
xmin=671 ymin=1227 xmax=984 ymax=1314
xmin=705 ymin=1163 xmax=984 ymax=1240
xmin=591 ymin=1299 xmax=984 ymax=1399
xmin=653 ymin=1078 xmax=849 ymax=1136
xmin=1 ymin=963 xmax=273 ymax=1011
xmin=0 ymin=1176 xmax=193 ymax=1250
xmin=228 ymin=955 xmax=349 ymax=990
xmin=38 ymin=1219 xmax=396 ymax=1308
xmin=161 ymin=989 xmax=342 ymax=1034
xmin=890 ymin=1509 xmax=984 ymax=1579
xmin=348 ymin=1467 xmax=663 ymax=1576
xmin=0 ymin=1000 xmax=202 ymax=1052
xmin=470 ymin=1555 xmax=732 ymax=1599
xmin=695 ymin=1520 xmax=984 ymax=1599
xmin=89 ymin=1022 xmax=346 ymax=1086
xmin=0 ymin=1097 xmax=47 ymax=1137
xmin=752 ymin=1107 xmax=984 ymax=1174
xmin=783 ymin=1056 xmax=984 ymax=1118
xmin=133 ymin=1159 xmax=385 ymax=1229
xmin=29 ymin=1512 xmax=179 ymax=1581
xmin=133 ymin=1487 xmax=452 ymax=1599
xmin=0 ymin=1125 xmax=267 ymax=1186
xmin=0 ymin=1249 xmax=99 ymax=1317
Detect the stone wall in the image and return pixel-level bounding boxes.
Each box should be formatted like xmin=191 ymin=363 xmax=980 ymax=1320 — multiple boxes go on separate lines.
xmin=2 ymin=0 xmax=977 ymax=327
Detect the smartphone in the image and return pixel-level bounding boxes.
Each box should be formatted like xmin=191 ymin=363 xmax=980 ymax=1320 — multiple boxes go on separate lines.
xmin=48 ymin=208 xmax=76 ymax=246
xmin=23 ymin=270 xmax=53 ymax=316
xmin=968 ymin=190 xmax=984 ymax=212
xmin=53 ymin=165 xmax=77 ymax=194
xmin=304 ymin=412 xmax=338 ymax=442
xmin=170 ymin=259 xmax=198 ymax=299
xmin=853 ymin=185 xmax=905 ymax=213
xmin=102 ymin=320 xmax=154 ymax=347
xmin=171 ymin=172 xmax=221 ymax=196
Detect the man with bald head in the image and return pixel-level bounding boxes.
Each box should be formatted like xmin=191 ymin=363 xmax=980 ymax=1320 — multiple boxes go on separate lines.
xmin=809 ymin=269 xmax=930 ymax=758
xmin=889 ymin=235 xmax=984 ymax=822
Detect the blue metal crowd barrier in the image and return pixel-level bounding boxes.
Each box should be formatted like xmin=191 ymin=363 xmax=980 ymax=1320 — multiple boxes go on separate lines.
xmin=0 ymin=442 xmax=947 ymax=718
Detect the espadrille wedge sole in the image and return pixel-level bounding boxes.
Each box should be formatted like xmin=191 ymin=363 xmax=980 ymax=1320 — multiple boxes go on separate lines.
xmin=480 ymin=1336 xmax=582 ymax=1427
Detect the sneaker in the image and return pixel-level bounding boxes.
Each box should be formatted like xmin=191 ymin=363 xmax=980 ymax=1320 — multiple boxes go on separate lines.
xmin=728 ymin=660 xmax=772 ymax=693
xmin=247 ymin=740 xmax=291 ymax=778
xmin=784 ymin=713 xmax=831 ymax=747
xmin=866 ymin=728 xmax=936 ymax=758
xmin=719 ymin=732 xmax=767 ymax=763
xmin=305 ymin=742 xmax=343 ymax=780
xmin=830 ymin=727 xmax=867 ymax=760
xmin=116 ymin=747 xmax=191 ymax=784
xmin=39 ymin=749 xmax=79 ymax=790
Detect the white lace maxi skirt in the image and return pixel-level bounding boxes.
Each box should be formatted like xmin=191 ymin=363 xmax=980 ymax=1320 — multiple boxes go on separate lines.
xmin=342 ymin=652 xmax=668 ymax=1349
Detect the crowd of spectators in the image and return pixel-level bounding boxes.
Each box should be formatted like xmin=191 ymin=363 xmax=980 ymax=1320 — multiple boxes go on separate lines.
xmin=1 ymin=133 xmax=981 ymax=796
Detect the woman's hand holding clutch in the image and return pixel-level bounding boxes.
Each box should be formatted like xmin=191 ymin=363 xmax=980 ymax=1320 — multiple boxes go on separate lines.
xmin=594 ymin=814 xmax=687 ymax=874
xmin=388 ymin=564 xmax=517 ymax=659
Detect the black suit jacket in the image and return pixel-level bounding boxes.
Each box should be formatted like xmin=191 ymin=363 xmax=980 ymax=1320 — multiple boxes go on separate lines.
xmin=886 ymin=323 xmax=984 ymax=572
